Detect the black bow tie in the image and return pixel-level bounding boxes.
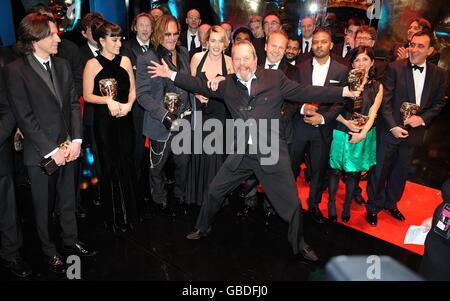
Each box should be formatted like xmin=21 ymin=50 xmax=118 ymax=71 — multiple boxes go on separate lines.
xmin=411 ymin=64 xmax=424 ymax=73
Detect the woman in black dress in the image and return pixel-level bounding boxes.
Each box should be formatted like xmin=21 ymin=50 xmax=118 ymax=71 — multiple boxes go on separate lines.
xmin=83 ymin=22 xmax=137 ymax=232
xmin=186 ymin=25 xmax=234 ymax=206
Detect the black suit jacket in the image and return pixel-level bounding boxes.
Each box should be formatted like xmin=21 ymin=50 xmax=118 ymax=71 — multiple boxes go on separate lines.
xmin=294 ymin=57 xmax=348 ymax=143
xmin=173 ymin=67 xmax=344 ymax=173
xmin=121 ymin=37 xmax=151 ymax=70
xmin=79 ymin=44 xmax=97 ymax=126
xmin=381 ymin=59 xmax=447 ymax=146
xmin=5 ymin=55 xmax=82 ymax=166
xmin=57 ymin=38 xmax=83 ymax=98
xmin=0 ymin=58 xmax=16 ymax=176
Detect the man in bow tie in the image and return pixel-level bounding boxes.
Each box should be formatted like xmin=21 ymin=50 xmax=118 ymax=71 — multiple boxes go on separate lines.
xmin=366 ymin=30 xmax=447 ymax=226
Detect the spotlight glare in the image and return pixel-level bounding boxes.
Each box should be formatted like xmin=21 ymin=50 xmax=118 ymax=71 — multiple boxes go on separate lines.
xmin=309 ymin=3 xmax=318 ymax=14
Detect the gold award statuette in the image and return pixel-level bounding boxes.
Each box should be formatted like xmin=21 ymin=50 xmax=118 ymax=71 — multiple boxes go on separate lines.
xmin=400 ymin=101 xmax=420 ymax=126
xmin=99 ymin=78 xmax=118 ymax=100
xmin=347 ymin=68 xmax=369 ymax=128
xmin=164 ymin=92 xmax=180 ymax=114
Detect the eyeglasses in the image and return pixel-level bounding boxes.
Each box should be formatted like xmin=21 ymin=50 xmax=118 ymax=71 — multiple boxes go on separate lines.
xmin=355 ymin=36 xmax=373 ymax=41
xmin=164 ymin=32 xmax=180 ymax=38
xmin=263 ymin=21 xmax=280 ymax=26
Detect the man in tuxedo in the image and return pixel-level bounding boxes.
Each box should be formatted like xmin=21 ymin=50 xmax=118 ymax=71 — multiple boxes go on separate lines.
xmin=179 ymin=9 xmax=201 ymax=57
xmin=299 ymin=16 xmax=315 ymax=54
xmin=390 ymin=18 xmax=440 ymax=65
xmin=366 ymin=31 xmax=447 ymax=226
xmin=122 ymin=12 xmax=154 ymax=220
xmin=291 ymin=27 xmax=347 ymax=224
xmin=332 ymin=18 xmax=362 ymax=61
xmin=0 ymin=47 xmax=33 ymax=278
xmin=6 ymin=13 xmax=97 ymax=274
xmin=148 ymin=40 xmax=359 ymax=261
xmin=190 ymin=23 xmax=211 ymax=57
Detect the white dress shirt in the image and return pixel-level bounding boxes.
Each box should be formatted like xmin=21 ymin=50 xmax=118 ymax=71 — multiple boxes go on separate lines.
xmin=264 ymin=59 xmax=281 ymax=70
xmin=88 ymin=42 xmax=99 ymax=57
xmin=186 ymin=30 xmax=200 ymax=51
xmin=302 ymin=38 xmax=312 ymax=53
xmin=136 ymin=36 xmax=150 ymax=51
xmin=412 ymin=62 xmax=426 ymax=106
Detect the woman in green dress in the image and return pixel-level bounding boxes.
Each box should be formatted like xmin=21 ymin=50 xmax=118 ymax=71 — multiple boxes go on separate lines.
xmin=328 ymin=46 xmax=383 ymax=223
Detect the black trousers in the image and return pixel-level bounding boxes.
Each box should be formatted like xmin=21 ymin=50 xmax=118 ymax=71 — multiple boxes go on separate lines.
xmin=195 ymin=155 xmax=305 ymax=255
xmin=291 ymin=127 xmax=329 ymax=209
xmin=28 ymin=163 xmax=78 ymax=256
xmin=0 ymin=174 xmax=22 ymax=261
xmin=366 ymin=139 xmax=413 ymax=213
xmin=149 ymin=136 xmax=189 ymax=205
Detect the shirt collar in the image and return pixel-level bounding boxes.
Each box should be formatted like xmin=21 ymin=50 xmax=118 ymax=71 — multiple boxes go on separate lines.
xmin=264 ymin=59 xmax=281 ymax=69
xmin=312 ymin=56 xmax=331 ymax=68
xmin=87 ymin=42 xmax=99 ymax=56
xmin=33 ymin=53 xmax=51 ymax=67
xmin=237 ymin=73 xmax=257 ymax=85
xmin=136 ymin=36 xmax=150 ymax=47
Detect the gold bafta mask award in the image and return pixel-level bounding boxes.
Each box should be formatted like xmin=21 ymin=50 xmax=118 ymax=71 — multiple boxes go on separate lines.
xmin=400 ymin=101 xmax=420 ymax=128
xmin=164 ymin=92 xmax=180 ymax=114
xmin=347 ymin=68 xmax=369 ymax=127
xmin=99 ymin=78 xmax=118 ymax=100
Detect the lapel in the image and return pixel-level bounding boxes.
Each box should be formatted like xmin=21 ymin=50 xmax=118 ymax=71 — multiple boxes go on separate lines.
xmin=232 ymin=74 xmax=252 ymax=102
xmin=305 ymin=58 xmax=313 ymax=85
xmin=419 ymin=62 xmax=433 ymax=110
xmin=404 ymin=60 xmax=416 ymax=104
xmin=249 ymin=68 xmax=264 ymax=99
xmin=324 ymin=58 xmax=335 ymax=86
xmin=26 ymin=55 xmax=62 ymax=107
xmin=51 ymin=57 xmax=65 ymax=108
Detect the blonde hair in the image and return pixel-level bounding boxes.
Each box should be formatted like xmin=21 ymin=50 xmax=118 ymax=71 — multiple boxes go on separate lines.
xmin=206 ymin=25 xmax=229 ymax=48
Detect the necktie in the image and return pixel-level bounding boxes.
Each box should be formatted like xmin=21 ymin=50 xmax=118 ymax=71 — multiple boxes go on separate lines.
xmin=43 ymin=61 xmax=53 ymax=83
xmin=412 ymin=64 xmax=424 ymax=73
xmin=345 ymin=45 xmax=351 ymax=56
xmin=268 ymin=64 xmax=275 ymax=69
xmin=141 ymin=44 xmax=148 ymax=52
xmin=95 ymin=49 xmax=100 ymax=56
xmin=304 ymin=41 xmax=309 ymax=53
xmin=190 ymin=35 xmax=196 ymax=52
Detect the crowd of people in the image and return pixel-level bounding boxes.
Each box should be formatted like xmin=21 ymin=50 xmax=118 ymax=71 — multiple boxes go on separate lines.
xmin=0 ymin=4 xmax=447 ymax=280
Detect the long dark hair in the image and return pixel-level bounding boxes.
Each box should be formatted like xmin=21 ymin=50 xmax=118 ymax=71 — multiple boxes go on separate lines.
xmin=349 ymin=46 xmax=376 ymax=81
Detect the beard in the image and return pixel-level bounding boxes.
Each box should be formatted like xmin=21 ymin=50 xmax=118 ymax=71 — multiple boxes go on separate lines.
xmin=236 ymin=66 xmax=256 ymax=82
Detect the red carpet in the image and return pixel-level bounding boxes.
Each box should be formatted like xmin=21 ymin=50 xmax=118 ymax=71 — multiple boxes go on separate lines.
xmin=297 ymin=175 xmax=442 ymax=255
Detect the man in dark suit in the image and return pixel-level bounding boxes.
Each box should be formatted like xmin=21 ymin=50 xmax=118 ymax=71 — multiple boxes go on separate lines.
xmin=284 ymin=36 xmax=301 ymax=66
xmin=291 ymin=27 xmax=347 ymax=224
xmin=136 ymin=15 xmax=196 ymax=216
xmin=366 ymin=31 xmax=447 ymax=226
xmin=0 ymin=46 xmax=33 ymax=278
xmin=299 ymin=16 xmax=315 ymax=54
xmin=179 ymin=9 xmax=201 ymax=57
xmin=239 ymin=30 xmax=300 ymax=218
xmin=332 ymin=18 xmax=362 ymax=61
xmin=149 ymin=40 xmax=359 ymax=261
xmin=122 ymin=12 xmax=154 ymax=220
xmin=6 ymin=13 xmax=96 ymax=274
xmin=252 ymin=12 xmax=282 ymax=63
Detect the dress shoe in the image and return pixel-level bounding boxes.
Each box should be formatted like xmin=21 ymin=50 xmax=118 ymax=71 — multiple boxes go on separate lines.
xmin=353 ymin=194 xmax=366 ymax=205
xmin=48 ymin=255 xmax=66 ymax=274
xmin=0 ymin=256 xmax=32 ymax=278
xmin=298 ymin=243 xmax=319 ymax=262
xmin=341 ymin=214 xmax=350 ymax=223
xmin=62 ymin=241 xmax=98 ymax=257
xmin=186 ymin=229 xmax=210 ymax=240
xmin=309 ymin=207 xmax=326 ymax=224
xmin=366 ymin=212 xmax=378 ymax=226
xmin=385 ymin=208 xmax=405 ymax=221
xmin=328 ymin=215 xmax=337 ymax=223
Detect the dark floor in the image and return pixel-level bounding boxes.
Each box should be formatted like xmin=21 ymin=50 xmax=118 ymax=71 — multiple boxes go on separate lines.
xmin=1 ymin=104 xmax=448 ymax=282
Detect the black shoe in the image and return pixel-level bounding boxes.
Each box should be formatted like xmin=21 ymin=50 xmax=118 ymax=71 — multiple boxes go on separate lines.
xmin=309 ymin=207 xmax=326 ymax=224
xmin=328 ymin=215 xmax=337 ymax=223
xmin=186 ymin=229 xmax=210 ymax=240
xmin=298 ymin=243 xmax=319 ymax=262
xmin=385 ymin=208 xmax=405 ymax=221
xmin=353 ymin=194 xmax=366 ymax=205
xmin=48 ymin=255 xmax=66 ymax=274
xmin=341 ymin=214 xmax=350 ymax=223
xmin=62 ymin=241 xmax=98 ymax=257
xmin=1 ymin=256 xmax=32 ymax=278
xmin=366 ymin=212 xmax=378 ymax=226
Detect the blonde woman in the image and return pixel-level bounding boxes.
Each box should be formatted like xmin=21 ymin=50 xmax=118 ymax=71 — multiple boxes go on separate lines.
xmin=186 ymin=25 xmax=234 ymax=207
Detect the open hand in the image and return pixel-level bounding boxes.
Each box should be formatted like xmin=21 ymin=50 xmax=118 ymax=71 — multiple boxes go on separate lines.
xmin=148 ymin=59 xmax=173 ymax=79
